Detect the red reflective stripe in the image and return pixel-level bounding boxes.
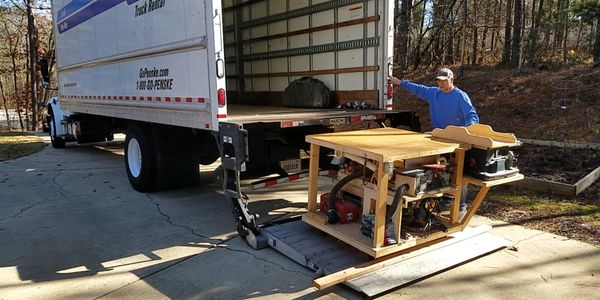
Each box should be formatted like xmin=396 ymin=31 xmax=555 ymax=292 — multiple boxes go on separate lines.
xmin=68 ymin=95 xmax=211 ymax=104
xmin=217 ymin=114 xmax=227 ymax=118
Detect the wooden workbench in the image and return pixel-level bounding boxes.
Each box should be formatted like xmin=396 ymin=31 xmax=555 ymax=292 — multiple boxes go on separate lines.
xmin=302 ymin=127 xmax=523 ymax=258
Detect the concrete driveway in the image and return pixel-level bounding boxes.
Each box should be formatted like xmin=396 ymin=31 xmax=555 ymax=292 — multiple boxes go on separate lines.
xmin=0 ymin=134 xmax=598 ymax=299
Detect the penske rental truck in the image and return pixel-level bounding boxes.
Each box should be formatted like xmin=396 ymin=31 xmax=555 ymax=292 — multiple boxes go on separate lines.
xmin=44 ymin=0 xmax=420 ymax=245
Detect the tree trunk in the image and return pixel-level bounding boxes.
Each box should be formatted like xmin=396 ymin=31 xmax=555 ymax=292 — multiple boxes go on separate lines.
xmin=594 ymin=19 xmax=600 ymax=62
xmin=511 ymin=0 xmax=523 ymax=67
xmin=412 ymin=0 xmax=428 ymax=70
xmin=460 ymin=0 xmax=467 ymax=66
xmin=562 ymin=0 xmax=570 ymax=62
xmin=574 ymin=21 xmax=583 ymax=51
xmin=395 ymin=0 xmax=412 ymax=76
xmin=480 ymin=0 xmax=491 ymax=63
xmin=2 ymin=18 xmax=25 ymax=130
xmin=554 ymin=0 xmax=565 ymax=53
xmin=491 ymin=0 xmax=500 ymax=53
xmin=10 ymin=52 xmax=25 ymax=131
xmin=502 ymin=0 xmax=514 ymax=65
xmin=25 ymin=53 xmax=30 ymax=130
xmin=526 ymin=0 xmax=545 ymax=66
xmin=471 ymin=0 xmax=478 ymax=65
xmin=27 ymin=0 xmax=38 ymax=131
xmin=414 ymin=0 xmax=458 ymax=69
xmin=0 ymin=77 xmax=11 ymax=130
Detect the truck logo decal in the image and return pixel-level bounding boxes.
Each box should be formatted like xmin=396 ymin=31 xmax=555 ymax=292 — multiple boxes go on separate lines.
xmin=57 ymin=0 xmax=160 ymax=34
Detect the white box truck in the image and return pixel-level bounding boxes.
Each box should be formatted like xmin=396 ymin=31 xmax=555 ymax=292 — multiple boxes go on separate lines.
xmin=47 ymin=0 xmax=418 ymax=191
xmin=44 ymin=0 xmax=419 ymax=244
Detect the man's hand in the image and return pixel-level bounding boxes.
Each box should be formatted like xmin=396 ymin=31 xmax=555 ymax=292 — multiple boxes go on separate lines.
xmin=388 ymin=76 xmax=401 ymax=85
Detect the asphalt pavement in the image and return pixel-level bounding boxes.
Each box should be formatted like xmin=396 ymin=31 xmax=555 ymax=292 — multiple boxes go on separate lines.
xmin=0 ymin=134 xmax=598 ymax=299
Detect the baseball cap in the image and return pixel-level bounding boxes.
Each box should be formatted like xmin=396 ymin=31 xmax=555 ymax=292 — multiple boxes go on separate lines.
xmin=435 ymin=68 xmax=454 ymax=80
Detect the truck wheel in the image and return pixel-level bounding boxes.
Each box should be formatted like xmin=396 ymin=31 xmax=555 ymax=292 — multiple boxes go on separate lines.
xmin=49 ymin=115 xmax=65 ymax=148
xmin=125 ymin=124 xmax=156 ymax=192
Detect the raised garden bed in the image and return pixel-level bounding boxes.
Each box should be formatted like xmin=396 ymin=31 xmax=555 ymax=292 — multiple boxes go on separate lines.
xmin=509 ymin=142 xmax=600 ymax=198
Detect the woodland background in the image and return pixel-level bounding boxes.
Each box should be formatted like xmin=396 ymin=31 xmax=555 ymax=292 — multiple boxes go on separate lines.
xmin=0 ymin=0 xmax=599 ymax=131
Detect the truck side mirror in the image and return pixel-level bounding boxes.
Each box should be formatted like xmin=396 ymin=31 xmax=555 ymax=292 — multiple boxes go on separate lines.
xmin=39 ymin=58 xmax=50 ymax=87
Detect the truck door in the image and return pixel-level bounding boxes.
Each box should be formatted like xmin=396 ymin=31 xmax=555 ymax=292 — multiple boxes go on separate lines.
xmin=208 ymin=0 xmax=228 ymax=130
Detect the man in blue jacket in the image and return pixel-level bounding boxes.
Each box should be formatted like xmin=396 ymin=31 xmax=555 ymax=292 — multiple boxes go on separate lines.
xmin=389 ymin=67 xmax=479 ymax=218
xmin=389 ymin=67 xmax=479 ymax=128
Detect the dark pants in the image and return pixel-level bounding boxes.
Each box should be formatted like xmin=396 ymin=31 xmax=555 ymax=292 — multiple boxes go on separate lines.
xmin=441 ymin=185 xmax=468 ymax=212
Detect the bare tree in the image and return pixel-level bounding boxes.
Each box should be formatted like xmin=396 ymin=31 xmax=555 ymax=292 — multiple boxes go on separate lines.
xmin=502 ymin=0 xmax=514 ymax=65
xmin=25 ymin=0 xmax=38 ymax=130
xmin=0 ymin=76 xmax=10 ymax=129
xmin=395 ymin=0 xmax=413 ymax=76
xmin=511 ymin=0 xmax=523 ymax=67
xmin=1 ymin=10 xmax=26 ymax=130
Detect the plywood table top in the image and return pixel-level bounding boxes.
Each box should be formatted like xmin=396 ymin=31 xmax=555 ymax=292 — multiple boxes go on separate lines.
xmin=306 ymin=128 xmax=462 ymax=162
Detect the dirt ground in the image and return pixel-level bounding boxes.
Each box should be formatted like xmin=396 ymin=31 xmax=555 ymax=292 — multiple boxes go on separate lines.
xmin=395 ymin=63 xmax=600 ymax=246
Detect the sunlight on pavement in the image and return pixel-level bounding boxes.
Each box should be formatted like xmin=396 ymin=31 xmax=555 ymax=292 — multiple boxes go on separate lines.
xmin=0 ymin=244 xmax=215 ymax=299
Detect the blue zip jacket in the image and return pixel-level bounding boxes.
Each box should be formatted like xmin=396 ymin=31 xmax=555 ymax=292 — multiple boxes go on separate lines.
xmin=400 ymin=80 xmax=479 ymax=129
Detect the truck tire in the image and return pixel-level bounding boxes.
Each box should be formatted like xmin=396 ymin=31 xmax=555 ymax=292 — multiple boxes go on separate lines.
xmin=125 ymin=124 xmax=156 ymax=192
xmin=49 ymin=114 xmax=66 ymax=148
xmin=283 ymin=77 xmax=334 ymax=108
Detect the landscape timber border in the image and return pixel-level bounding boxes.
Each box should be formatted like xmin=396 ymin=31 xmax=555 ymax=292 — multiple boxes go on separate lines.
xmin=509 ymin=139 xmax=600 ymax=196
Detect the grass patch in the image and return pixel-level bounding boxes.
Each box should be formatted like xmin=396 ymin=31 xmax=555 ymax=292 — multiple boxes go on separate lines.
xmin=0 ymin=131 xmax=45 ymax=161
xmin=484 ymin=187 xmax=600 ymax=224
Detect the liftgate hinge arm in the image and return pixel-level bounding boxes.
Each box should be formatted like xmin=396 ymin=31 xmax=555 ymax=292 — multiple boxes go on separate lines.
xmin=218 ymin=123 xmax=265 ymax=248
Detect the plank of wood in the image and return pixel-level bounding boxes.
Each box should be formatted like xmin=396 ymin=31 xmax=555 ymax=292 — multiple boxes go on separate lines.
xmin=508 ymin=176 xmax=576 ymax=196
xmin=373 ymin=162 xmax=389 ymax=248
xmin=460 ymin=186 xmax=489 ymax=227
xmin=466 ymin=124 xmax=518 ymax=143
xmin=312 ymin=224 xmax=493 ymax=289
xmin=230 ymin=66 xmax=379 ymax=78
xmin=520 ymin=138 xmax=600 ymax=150
xmin=224 ymin=16 xmax=380 ymax=44
xmin=307 ymin=143 xmax=320 ymax=213
xmin=431 ymin=125 xmax=518 ymax=148
xmin=345 ymin=231 xmax=511 ymax=297
xmin=335 ymin=90 xmax=379 ymax=105
xmin=304 ymin=212 xmax=328 ymax=225
xmin=463 ymin=174 xmax=525 ymax=187
xmin=450 ymin=148 xmax=465 ymax=223
xmin=575 ymin=166 xmax=600 ymax=195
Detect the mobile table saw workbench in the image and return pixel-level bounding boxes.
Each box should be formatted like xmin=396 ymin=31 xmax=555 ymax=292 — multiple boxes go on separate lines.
xmin=302 ymin=127 xmax=524 ymax=259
